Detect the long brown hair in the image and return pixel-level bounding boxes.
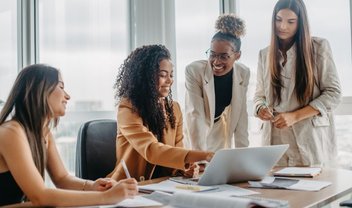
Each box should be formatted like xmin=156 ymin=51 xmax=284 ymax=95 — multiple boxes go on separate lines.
xmin=269 ymin=0 xmax=314 ymax=105
xmin=0 ymin=64 xmax=60 ymax=178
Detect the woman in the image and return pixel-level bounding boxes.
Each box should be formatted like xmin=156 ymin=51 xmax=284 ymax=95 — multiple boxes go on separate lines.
xmin=0 ymin=64 xmax=138 ymax=206
xmin=254 ymin=0 xmax=341 ymax=167
xmin=108 ymin=45 xmax=214 ymax=181
xmin=185 ymin=14 xmax=250 ymax=152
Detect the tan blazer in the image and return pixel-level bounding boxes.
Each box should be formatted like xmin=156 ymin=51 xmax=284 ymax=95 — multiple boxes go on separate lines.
xmin=254 ymin=37 xmax=342 ymax=166
xmin=185 ymin=60 xmax=250 ymax=151
xmin=107 ymin=99 xmax=189 ymax=181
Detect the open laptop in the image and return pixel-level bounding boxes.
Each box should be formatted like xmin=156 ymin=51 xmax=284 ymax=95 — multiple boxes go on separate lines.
xmin=195 ymin=144 xmax=288 ymax=186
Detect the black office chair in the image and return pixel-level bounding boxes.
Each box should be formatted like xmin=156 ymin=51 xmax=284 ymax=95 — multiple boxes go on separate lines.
xmin=75 ymin=119 xmax=117 ymax=180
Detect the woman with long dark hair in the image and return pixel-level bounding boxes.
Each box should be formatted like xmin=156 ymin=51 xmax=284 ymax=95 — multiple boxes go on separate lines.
xmin=108 ymin=45 xmax=214 ymax=181
xmin=0 ymin=64 xmax=138 ymax=206
xmin=254 ymin=0 xmax=341 ymax=167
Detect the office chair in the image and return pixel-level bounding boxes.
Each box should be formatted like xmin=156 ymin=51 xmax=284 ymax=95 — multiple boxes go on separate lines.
xmin=75 ymin=119 xmax=117 ymax=180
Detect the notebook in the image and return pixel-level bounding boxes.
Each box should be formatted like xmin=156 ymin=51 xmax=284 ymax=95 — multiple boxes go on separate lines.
xmin=194 ymin=145 xmax=289 ymax=186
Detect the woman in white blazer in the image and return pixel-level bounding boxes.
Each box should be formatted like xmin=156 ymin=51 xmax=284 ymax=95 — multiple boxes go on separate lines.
xmin=185 ymin=14 xmax=250 ymax=152
xmin=254 ymin=0 xmax=341 ymax=167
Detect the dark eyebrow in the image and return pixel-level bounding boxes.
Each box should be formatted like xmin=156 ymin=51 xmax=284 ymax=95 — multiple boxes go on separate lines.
xmin=159 ymin=69 xmax=174 ymax=75
xmin=58 ymin=81 xmax=65 ymax=87
xmin=210 ymin=50 xmax=229 ymax=55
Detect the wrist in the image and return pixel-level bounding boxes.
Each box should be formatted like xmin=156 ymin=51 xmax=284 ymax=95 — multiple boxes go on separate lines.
xmin=82 ymin=180 xmax=88 ymax=191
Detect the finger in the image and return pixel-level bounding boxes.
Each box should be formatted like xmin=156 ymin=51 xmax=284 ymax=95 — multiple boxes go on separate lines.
xmin=127 ymin=183 xmax=138 ymax=190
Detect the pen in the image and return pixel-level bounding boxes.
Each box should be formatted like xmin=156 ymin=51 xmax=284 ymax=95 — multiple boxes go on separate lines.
xmin=121 ymin=159 xmax=131 ymax=178
xmin=263 ymin=101 xmax=275 ymax=118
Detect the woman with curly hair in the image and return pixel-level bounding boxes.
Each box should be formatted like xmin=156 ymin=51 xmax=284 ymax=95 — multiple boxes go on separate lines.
xmin=185 ymin=14 xmax=250 ymax=152
xmin=108 ymin=45 xmax=214 ymax=181
xmin=0 ymin=64 xmax=138 ymax=206
xmin=254 ymin=0 xmax=341 ymax=166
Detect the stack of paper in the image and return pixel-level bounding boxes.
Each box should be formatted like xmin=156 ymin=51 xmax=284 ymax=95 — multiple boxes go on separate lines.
xmin=139 ymin=179 xmax=258 ymax=196
xmin=248 ymin=176 xmax=331 ymax=191
xmin=144 ymin=191 xmax=289 ymax=208
xmin=273 ymin=167 xmax=322 ymax=177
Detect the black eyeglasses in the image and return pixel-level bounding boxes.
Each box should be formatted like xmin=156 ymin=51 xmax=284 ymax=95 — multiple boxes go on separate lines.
xmin=205 ymin=49 xmax=238 ymax=62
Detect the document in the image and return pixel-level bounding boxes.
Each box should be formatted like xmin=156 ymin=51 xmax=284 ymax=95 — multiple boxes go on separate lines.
xmin=273 ymin=167 xmax=322 ymax=177
xmin=144 ymin=191 xmax=288 ymax=208
xmin=99 ymin=195 xmax=162 ymax=207
xmin=139 ymin=179 xmax=258 ymax=196
xmin=248 ymin=176 xmax=331 ymax=191
xmin=139 ymin=179 xmax=217 ymax=194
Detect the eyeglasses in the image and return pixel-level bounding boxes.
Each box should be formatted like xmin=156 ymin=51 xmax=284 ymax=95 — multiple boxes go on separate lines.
xmin=205 ymin=49 xmax=237 ymax=62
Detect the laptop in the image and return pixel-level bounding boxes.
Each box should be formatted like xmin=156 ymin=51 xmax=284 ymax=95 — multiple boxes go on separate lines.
xmin=195 ymin=144 xmax=288 ymax=186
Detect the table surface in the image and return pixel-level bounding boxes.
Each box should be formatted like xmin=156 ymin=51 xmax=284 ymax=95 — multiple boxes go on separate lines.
xmin=4 ymin=168 xmax=352 ymax=208
xmin=139 ymin=168 xmax=352 ymax=208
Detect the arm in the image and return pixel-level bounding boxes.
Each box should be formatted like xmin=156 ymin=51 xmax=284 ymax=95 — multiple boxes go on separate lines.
xmin=253 ymin=50 xmax=269 ymax=119
xmin=174 ymin=102 xmax=184 ymax=148
xmin=309 ymin=38 xmax=342 ymax=115
xmin=272 ymin=105 xmax=319 ymax=128
xmin=46 ymin=133 xmax=114 ymax=191
xmin=185 ymin=63 xmax=207 ymax=150
xmin=234 ymin=69 xmax=250 ymax=147
xmin=0 ymin=122 xmax=137 ymax=207
xmin=118 ymin=101 xmax=190 ymax=170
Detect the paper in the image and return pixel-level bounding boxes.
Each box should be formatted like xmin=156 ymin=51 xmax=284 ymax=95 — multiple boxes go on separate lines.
xmin=273 ymin=167 xmax=322 ymax=177
xmin=139 ymin=179 xmax=218 ymax=194
xmin=139 ymin=179 xmax=258 ymax=196
xmin=143 ymin=189 xmax=288 ymax=208
xmin=248 ymin=176 xmax=331 ymax=191
xmin=99 ymin=195 xmax=162 ymax=207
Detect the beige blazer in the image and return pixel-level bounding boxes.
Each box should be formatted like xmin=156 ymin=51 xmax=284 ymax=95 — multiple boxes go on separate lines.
xmin=254 ymin=37 xmax=342 ymax=166
xmin=185 ymin=60 xmax=250 ymax=151
xmin=107 ymin=99 xmax=189 ymax=181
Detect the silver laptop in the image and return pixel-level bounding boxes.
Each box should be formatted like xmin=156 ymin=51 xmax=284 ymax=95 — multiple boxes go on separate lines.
xmin=197 ymin=144 xmax=289 ymax=186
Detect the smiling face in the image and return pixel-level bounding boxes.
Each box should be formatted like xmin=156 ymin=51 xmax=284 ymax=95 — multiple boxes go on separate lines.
xmin=157 ymin=59 xmax=174 ymax=98
xmin=209 ymin=40 xmax=240 ymax=76
xmin=275 ymin=8 xmax=298 ymax=43
xmin=47 ymin=74 xmax=70 ymax=117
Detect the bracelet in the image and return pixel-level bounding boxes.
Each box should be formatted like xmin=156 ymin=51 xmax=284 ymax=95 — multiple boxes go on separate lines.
xmin=82 ymin=180 xmax=88 ymax=191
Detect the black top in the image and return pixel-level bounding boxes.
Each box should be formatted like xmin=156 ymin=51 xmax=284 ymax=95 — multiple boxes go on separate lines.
xmin=0 ymin=171 xmax=24 ymax=206
xmin=214 ymin=69 xmax=233 ymax=121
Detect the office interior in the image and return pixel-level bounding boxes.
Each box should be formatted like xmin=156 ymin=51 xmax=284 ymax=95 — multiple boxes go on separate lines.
xmin=0 ymin=0 xmax=352 ymax=184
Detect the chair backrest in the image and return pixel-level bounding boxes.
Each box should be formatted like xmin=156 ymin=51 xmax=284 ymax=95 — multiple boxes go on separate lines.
xmin=75 ymin=119 xmax=117 ymax=180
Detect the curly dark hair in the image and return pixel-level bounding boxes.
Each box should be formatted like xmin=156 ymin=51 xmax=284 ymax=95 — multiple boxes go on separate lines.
xmin=114 ymin=45 xmax=176 ymax=141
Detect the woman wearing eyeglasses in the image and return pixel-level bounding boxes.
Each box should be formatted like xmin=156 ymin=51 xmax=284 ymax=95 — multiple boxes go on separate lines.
xmin=254 ymin=0 xmax=341 ymax=167
xmin=185 ymin=14 xmax=250 ymax=152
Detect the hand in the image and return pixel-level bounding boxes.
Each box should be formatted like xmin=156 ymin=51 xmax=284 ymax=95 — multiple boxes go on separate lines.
xmin=258 ymin=106 xmax=274 ymax=121
xmin=91 ymin=178 xmax=116 ymax=191
xmin=205 ymin=152 xmax=214 ymax=162
xmin=104 ymin=178 xmax=138 ymax=204
xmin=183 ymin=163 xmax=200 ymax=178
xmin=272 ymin=112 xmax=297 ymax=129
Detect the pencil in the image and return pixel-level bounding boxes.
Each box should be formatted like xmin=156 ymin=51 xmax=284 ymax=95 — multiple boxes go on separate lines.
xmin=121 ymin=159 xmax=131 ymax=178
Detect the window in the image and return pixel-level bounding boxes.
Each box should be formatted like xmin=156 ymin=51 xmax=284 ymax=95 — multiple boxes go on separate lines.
xmin=0 ymin=0 xmax=17 ymax=105
xmin=39 ymin=0 xmax=128 ymax=174
xmin=175 ymin=0 xmax=220 ymax=111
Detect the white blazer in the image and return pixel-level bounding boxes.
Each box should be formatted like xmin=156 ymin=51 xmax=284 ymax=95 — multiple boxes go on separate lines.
xmin=185 ymin=60 xmax=250 ymax=151
xmin=253 ymin=37 xmax=342 ymax=166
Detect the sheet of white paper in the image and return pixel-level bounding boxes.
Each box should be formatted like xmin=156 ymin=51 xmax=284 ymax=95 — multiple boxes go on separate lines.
xmin=170 ymin=192 xmax=252 ymax=208
xmin=99 ymin=195 xmax=162 ymax=208
xmin=139 ymin=180 xmax=217 ymax=193
xmin=200 ymin=184 xmax=258 ymax=197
